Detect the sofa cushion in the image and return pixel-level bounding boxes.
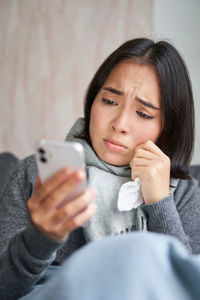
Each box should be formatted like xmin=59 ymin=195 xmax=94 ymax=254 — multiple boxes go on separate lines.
xmin=0 ymin=152 xmax=19 ymax=192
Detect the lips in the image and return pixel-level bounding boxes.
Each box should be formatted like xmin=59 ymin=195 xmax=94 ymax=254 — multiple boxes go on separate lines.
xmin=104 ymin=138 xmax=127 ymax=152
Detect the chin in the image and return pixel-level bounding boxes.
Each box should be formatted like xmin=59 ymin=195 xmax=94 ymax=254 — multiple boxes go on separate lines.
xmin=100 ymin=153 xmax=128 ymax=166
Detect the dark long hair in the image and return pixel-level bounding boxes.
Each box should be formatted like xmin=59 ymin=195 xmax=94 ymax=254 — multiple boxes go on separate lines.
xmin=81 ymin=38 xmax=194 ymax=179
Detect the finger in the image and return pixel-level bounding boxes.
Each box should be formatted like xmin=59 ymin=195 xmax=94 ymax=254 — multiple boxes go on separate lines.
xmin=49 ymin=189 xmax=97 ymax=226
xmin=41 ymin=170 xmax=86 ymax=209
xmin=133 ymin=148 xmax=157 ymax=160
xmin=34 ymin=176 xmax=42 ymax=191
xmin=131 ymin=166 xmax=140 ymax=181
xmin=56 ymin=203 xmax=98 ymax=240
xmin=131 ymin=157 xmax=151 ymax=168
xmin=135 ymin=140 xmax=164 ymax=156
xmin=33 ymin=167 xmax=73 ymax=203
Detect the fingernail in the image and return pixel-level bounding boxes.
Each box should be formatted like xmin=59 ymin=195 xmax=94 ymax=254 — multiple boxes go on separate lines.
xmin=75 ymin=170 xmax=86 ymax=181
xmin=63 ymin=167 xmax=72 ymax=176
xmin=89 ymin=189 xmax=97 ymax=197
xmin=91 ymin=203 xmax=98 ymax=212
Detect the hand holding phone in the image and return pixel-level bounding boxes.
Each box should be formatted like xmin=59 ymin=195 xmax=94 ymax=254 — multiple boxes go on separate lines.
xmin=27 ymin=140 xmax=97 ymax=242
xmin=35 ymin=140 xmax=87 ymax=208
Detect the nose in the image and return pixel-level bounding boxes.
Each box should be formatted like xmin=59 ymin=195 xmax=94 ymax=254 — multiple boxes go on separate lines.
xmin=111 ymin=108 xmax=131 ymax=134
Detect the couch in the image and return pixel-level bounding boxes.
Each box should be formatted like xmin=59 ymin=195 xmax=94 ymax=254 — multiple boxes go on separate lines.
xmin=0 ymin=152 xmax=19 ymax=192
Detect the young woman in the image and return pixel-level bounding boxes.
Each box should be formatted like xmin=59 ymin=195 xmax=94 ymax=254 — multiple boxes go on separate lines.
xmin=1 ymin=38 xmax=200 ymax=299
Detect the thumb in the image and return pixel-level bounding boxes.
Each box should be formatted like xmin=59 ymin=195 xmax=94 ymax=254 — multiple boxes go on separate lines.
xmin=131 ymin=173 xmax=137 ymax=182
xmin=34 ymin=176 xmax=42 ymax=191
xmin=130 ymin=165 xmax=137 ymax=182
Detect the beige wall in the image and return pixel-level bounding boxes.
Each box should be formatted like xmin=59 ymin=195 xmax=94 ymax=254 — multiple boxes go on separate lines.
xmin=0 ymin=0 xmax=153 ymax=158
xmin=153 ymin=0 xmax=200 ymax=165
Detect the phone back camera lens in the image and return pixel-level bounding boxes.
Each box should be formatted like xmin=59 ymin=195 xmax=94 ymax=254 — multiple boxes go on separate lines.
xmin=40 ymin=156 xmax=47 ymax=163
xmin=38 ymin=148 xmax=46 ymax=154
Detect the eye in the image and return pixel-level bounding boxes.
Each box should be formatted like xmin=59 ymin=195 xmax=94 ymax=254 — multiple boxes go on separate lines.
xmin=136 ymin=111 xmax=153 ymax=120
xmin=102 ymin=98 xmax=118 ymax=106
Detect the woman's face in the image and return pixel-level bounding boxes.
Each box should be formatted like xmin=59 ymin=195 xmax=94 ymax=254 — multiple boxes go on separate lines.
xmin=89 ymin=60 xmax=162 ymax=166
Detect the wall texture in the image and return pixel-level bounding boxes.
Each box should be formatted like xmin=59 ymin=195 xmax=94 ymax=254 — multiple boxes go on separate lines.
xmin=0 ymin=0 xmax=153 ymax=158
xmin=153 ymin=0 xmax=200 ymax=165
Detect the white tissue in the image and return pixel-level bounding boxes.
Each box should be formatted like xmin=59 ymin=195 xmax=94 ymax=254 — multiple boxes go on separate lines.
xmin=117 ymin=177 xmax=143 ymax=211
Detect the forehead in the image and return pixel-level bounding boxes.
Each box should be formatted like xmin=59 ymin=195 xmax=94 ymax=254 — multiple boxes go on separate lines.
xmin=102 ymin=60 xmax=161 ymax=105
xmin=104 ymin=60 xmax=158 ymax=85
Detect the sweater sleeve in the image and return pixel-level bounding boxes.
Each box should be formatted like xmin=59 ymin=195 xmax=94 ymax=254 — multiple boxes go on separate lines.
xmin=142 ymin=178 xmax=200 ymax=254
xmin=0 ymin=156 xmax=64 ymax=300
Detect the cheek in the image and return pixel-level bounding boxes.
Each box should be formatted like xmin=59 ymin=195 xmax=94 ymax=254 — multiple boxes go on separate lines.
xmin=134 ymin=123 xmax=161 ymax=145
xmin=90 ymin=106 xmax=102 ymax=135
xmin=90 ymin=105 xmax=102 ymax=127
xmin=89 ymin=103 xmax=105 ymax=139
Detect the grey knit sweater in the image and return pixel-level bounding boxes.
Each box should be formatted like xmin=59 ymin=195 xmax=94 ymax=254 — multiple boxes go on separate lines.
xmin=1 ymin=155 xmax=200 ymax=299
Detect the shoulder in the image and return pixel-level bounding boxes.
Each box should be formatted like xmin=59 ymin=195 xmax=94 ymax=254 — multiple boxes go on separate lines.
xmin=173 ymin=176 xmax=200 ymax=207
xmin=18 ymin=154 xmax=38 ymax=197
xmin=1 ymin=154 xmax=38 ymax=201
xmin=19 ymin=154 xmax=38 ymax=180
xmin=176 ymin=176 xmax=200 ymax=192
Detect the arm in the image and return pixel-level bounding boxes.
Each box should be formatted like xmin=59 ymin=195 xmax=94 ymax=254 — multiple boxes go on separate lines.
xmin=131 ymin=141 xmax=200 ymax=253
xmin=0 ymin=156 xmax=63 ymax=300
xmin=142 ymin=178 xmax=200 ymax=254
xmin=0 ymin=155 xmax=97 ymax=299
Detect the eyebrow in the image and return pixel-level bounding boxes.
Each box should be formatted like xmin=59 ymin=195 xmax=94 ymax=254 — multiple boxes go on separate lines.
xmin=103 ymin=86 xmax=160 ymax=110
xmin=135 ymin=97 xmax=160 ymax=110
xmin=103 ymin=87 xmax=124 ymax=95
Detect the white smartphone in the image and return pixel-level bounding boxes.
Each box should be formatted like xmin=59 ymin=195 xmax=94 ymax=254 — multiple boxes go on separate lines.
xmin=35 ymin=140 xmax=87 ymax=208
